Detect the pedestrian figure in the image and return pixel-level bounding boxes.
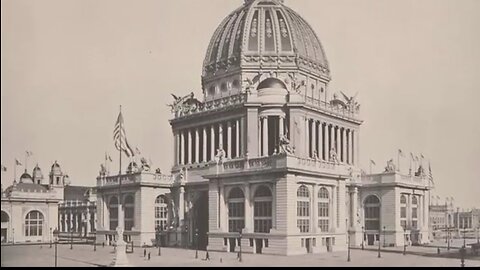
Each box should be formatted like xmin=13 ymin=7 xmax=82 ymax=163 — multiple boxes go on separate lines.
xmin=102 ymin=242 xmax=105 ymax=248
xmin=203 ymin=251 xmax=210 ymax=261
xmin=220 ymin=258 xmax=223 ymax=263
xmin=148 ymin=252 xmax=151 ymax=261
xmin=144 ymin=248 xmax=147 ymax=257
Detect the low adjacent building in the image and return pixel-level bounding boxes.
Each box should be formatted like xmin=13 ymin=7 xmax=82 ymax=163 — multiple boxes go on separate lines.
xmin=1 ymin=162 xmax=67 ymax=244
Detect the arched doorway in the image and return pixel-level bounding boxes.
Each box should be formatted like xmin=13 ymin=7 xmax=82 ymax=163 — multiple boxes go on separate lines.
xmin=253 ymin=185 xmax=273 ymax=254
xmin=192 ymin=191 xmax=209 ymax=250
xmin=364 ymin=195 xmax=380 ymax=246
xmin=1 ymin=211 xmax=9 ymax=243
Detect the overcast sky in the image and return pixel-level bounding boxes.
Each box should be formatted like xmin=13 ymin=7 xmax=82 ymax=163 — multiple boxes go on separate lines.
xmin=1 ymin=0 xmax=479 ymax=209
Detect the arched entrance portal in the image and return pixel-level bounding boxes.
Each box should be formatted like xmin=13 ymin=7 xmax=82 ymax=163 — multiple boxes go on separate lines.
xmin=1 ymin=211 xmax=9 ymax=243
xmin=364 ymin=195 xmax=381 ymax=246
xmin=192 ymin=191 xmax=209 ymax=250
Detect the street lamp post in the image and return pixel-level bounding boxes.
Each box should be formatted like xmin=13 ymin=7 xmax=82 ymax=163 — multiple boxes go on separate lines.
xmin=447 ymin=226 xmax=451 ymax=251
xmin=361 ymin=226 xmax=365 ymax=250
xmin=12 ymin=228 xmax=14 ymax=245
xmin=157 ymin=226 xmax=162 ymax=256
xmin=347 ymin=230 xmax=351 ymax=262
xmin=50 ymin=228 xmax=53 ymax=248
xmin=239 ymin=229 xmax=243 ymax=263
xmin=403 ymin=227 xmax=407 ymax=255
xmin=378 ymin=227 xmax=381 ymax=258
xmin=53 ymin=228 xmax=59 ymax=267
xmin=70 ymin=227 xmax=73 ymax=250
xmin=195 ymin=229 xmax=199 ymax=259
xmin=383 ymin=226 xmax=386 ymax=247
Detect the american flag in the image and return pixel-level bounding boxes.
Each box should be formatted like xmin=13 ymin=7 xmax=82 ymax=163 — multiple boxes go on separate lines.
xmin=113 ymin=110 xmax=134 ymax=157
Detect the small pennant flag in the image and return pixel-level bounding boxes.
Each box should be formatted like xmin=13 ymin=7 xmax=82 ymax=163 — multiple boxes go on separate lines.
xmin=1 ymin=165 xmax=6 ymax=172
xmin=398 ymin=149 xmax=405 ymax=157
xmin=15 ymin=159 xmax=22 ymax=166
xmin=105 ymin=153 xmax=113 ymax=162
xmin=135 ymin=147 xmax=141 ymax=156
xmin=26 ymin=151 xmax=33 ymax=157
xmin=370 ymin=159 xmax=376 ymax=166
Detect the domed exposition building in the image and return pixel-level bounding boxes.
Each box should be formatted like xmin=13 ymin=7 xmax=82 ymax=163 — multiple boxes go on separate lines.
xmin=94 ymin=0 xmax=433 ymax=256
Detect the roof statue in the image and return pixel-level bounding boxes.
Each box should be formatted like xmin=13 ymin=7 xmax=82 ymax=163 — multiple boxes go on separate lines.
xmin=384 ymin=159 xmax=396 ymax=173
xmin=243 ymin=73 xmax=263 ymax=94
xmin=140 ymin=157 xmax=151 ymax=172
xmin=99 ymin=164 xmax=107 ymax=176
xmin=279 ymin=131 xmax=295 ymax=155
xmin=329 ymin=147 xmax=340 ymax=164
xmin=340 ymin=91 xmax=360 ymax=113
xmin=286 ymin=73 xmax=306 ymax=94
xmin=215 ymin=148 xmax=227 ymax=164
xmin=168 ymin=92 xmax=203 ymax=114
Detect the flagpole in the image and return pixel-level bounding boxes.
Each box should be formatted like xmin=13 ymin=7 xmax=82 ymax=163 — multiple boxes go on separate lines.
xmin=24 ymin=152 xmax=27 ymax=173
xmin=118 ymin=105 xmax=123 ymax=234
xmin=13 ymin=159 xmax=16 ymax=184
xmin=397 ymin=151 xmax=400 ymax=172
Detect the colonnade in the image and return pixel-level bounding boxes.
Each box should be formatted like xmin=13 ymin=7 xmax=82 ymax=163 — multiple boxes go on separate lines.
xmin=306 ymin=118 xmax=356 ymax=165
xmin=175 ymin=118 xmax=243 ymax=165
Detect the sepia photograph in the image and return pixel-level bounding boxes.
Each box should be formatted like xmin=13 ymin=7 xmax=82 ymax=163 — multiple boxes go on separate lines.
xmin=1 ymin=0 xmax=479 ymax=267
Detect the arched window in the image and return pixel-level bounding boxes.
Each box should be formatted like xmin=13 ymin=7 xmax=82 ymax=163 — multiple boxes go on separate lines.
xmin=25 ymin=210 xmax=44 ymax=237
xmin=155 ymin=195 xmax=169 ymax=231
xmin=228 ymin=187 xmax=245 ymax=233
xmin=124 ymin=195 xmax=135 ymax=231
xmin=1 ymin=211 xmax=9 ymax=223
xmin=364 ymin=195 xmax=380 ymax=231
xmin=412 ymin=196 xmax=418 ymax=229
xmin=318 ymin=187 xmax=329 ymax=232
xmin=297 ymin=185 xmax=310 ymax=233
xmin=109 ymin=196 xmax=118 ymax=230
xmin=400 ymin=195 xmax=407 ymax=228
xmin=254 ymin=186 xmax=272 ymax=233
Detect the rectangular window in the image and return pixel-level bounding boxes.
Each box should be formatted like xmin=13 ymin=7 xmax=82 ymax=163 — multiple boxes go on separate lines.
xmin=412 ymin=208 xmax=418 ymax=219
xmin=297 ymin=219 xmax=310 ymax=233
xmin=401 ymin=207 xmax=406 ymax=218
xmin=265 ymin=239 xmax=269 ymax=248
xmin=249 ymin=238 xmax=254 ymax=247
xmin=224 ymin=238 xmax=228 ymax=246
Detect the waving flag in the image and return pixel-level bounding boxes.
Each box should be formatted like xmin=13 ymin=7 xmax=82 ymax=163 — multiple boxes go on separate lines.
xmin=15 ymin=159 xmax=22 ymax=166
xmin=398 ymin=149 xmax=405 ymax=157
xmin=113 ymin=110 xmax=135 ymax=157
xmin=370 ymin=159 xmax=376 ymax=166
xmin=26 ymin=151 xmax=33 ymax=157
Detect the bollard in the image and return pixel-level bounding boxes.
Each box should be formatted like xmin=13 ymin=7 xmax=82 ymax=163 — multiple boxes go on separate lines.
xmin=437 ymin=247 xmax=440 ymax=255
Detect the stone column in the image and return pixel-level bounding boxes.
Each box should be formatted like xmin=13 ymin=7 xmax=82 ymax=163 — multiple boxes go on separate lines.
xmin=203 ymin=127 xmax=208 ymax=162
xmin=329 ymin=124 xmax=334 ymax=160
xmin=318 ymin=121 xmax=323 ymax=160
xmin=188 ymin=130 xmax=192 ymax=164
xmin=180 ymin=131 xmax=185 ymax=165
xmin=179 ymin=187 xmax=185 ymax=227
xmin=262 ymin=117 xmax=269 ymax=156
xmin=351 ymin=187 xmax=359 ymax=229
xmin=312 ymin=185 xmax=319 ymax=232
xmin=210 ymin=125 xmax=215 ymax=161
xmin=312 ymin=120 xmax=317 ymax=158
xmin=174 ymin=132 xmax=179 ymax=166
xmin=323 ymin=123 xmax=329 ymax=161
xmin=244 ymin=184 xmax=253 ymax=232
xmin=86 ymin=209 xmax=91 ymax=234
xmin=342 ymin=128 xmax=347 ymax=163
xmin=236 ymin=119 xmax=240 ymax=158
xmin=195 ymin=128 xmax=200 ymax=164
xmin=335 ymin=126 xmax=340 ymax=156
xmin=219 ymin=184 xmax=226 ymax=231
xmin=355 ymin=130 xmax=360 ymax=166
xmin=350 ymin=130 xmax=355 ymax=165
xmin=219 ymin=123 xmax=224 ymax=152
xmin=279 ymin=116 xmax=285 ymax=139
xmin=305 ymin=117 xmax=310 ymax=158
xmin=227 ymin=121 xmax=232 ymax=159
xmin=70 ymin=212 xmax=74 ymax=232
xmin=331 ymin=186 xmax=337 ymax=232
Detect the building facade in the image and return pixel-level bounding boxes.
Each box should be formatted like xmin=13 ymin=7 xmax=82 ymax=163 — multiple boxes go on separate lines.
xmin=1 ymin=162 xmax=67 ymax=244
xmin=58 ymin=186 xmax=97 ymax=241
xmin=93 ymin=0 xmax=433 ymax=255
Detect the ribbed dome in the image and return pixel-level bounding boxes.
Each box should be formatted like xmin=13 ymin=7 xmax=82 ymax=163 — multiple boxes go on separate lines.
xmin=202 ymin=0 xmax=330 ymax=81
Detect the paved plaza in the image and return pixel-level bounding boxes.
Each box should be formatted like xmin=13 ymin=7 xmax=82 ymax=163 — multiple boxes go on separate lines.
xmin=1 ymin=243 xmax=479 ymax=267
